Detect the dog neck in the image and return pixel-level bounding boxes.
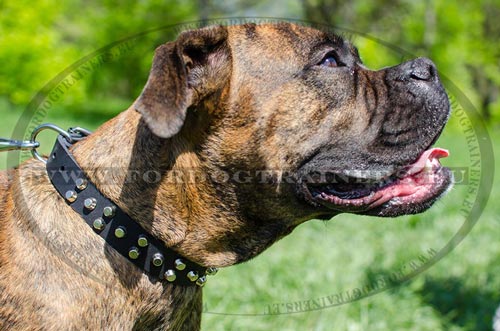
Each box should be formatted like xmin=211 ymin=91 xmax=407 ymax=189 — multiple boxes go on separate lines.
xmin=70 ymin=108 xmax=243 ymax=267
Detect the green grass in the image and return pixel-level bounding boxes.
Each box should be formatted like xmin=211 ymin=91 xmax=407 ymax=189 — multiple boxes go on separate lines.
xmin=0 ymin=102 xmax=498 ymax=331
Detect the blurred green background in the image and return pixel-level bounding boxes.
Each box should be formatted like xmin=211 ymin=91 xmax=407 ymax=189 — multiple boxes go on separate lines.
xmin=0 ymin=1 xmax=499 ymax=330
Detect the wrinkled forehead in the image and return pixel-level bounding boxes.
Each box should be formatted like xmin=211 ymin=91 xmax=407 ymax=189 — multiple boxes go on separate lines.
xmin=226 ymin=23 xmax=356 ymax=66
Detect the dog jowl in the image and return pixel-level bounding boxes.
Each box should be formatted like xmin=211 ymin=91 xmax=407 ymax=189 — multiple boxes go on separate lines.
xmin=0 ymin=22 xmax=452 ymax=330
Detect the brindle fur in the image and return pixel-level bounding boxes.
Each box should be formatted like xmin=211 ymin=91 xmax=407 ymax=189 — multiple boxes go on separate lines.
xmin=0 ymin=23 xmax=450 ymax=330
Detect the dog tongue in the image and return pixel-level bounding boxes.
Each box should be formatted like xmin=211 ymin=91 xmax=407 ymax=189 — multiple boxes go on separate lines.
xmin=405 ymin=148 xmax=449 ymax=176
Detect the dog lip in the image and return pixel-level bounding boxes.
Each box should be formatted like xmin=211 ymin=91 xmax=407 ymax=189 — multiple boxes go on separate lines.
xmin=304 ymin=147 xmax=451 ymax=213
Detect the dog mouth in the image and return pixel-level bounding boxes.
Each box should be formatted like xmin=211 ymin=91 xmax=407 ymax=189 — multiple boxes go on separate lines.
xmin=303 ymin=148 xmax=452 ymax=216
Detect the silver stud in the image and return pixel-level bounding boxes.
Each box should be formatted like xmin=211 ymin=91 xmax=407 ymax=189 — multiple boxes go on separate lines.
xmin=187 ymin=271 xmax=199 ymax=282
xmin=196 ymin=276 xmax=207 ymax=287
xmin=152 ymin=253 xmax=164 ymax=267
xmin=137 ymin=235 xmax=149 ymax=247
xmin=206 ymin=267 xmax=218 ymax=276
xmin=114 ymin=226 xmax=126 ymax=238
xmin=128 ymin=247 xmax=140 ymax=260
xmin=65 ymin=190 xmax=77 ymax=203
xmin=75 ymin=178 xmax=88 ymax=191
xmin=92 ymin=217 xmax=106 ymax=231
xmin=83 ymin=197 xmax=97 ymax=210
xmin=174 ymin=259 xmax=186 ymax=270
xmin=164 ymin=269 xmax=176 ymax=282
xmin=103 ymin=206 xmax=116 ymax=218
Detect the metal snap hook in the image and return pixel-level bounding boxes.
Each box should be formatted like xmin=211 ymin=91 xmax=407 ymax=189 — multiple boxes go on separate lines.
xmin=0 ymin=139 xmax=39 ymax=152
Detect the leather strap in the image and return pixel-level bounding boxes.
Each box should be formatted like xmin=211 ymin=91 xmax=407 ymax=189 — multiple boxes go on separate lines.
xmin=46 ymin=134 xmax=209 ymax=287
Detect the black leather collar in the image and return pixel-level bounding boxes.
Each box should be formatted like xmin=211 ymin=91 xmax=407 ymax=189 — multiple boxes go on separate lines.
xmin=46 ymin=132 xmax=216 ymax=287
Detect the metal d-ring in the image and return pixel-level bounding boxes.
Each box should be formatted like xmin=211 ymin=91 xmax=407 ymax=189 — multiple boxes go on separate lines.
xmin=69 ymin=127 xmax=92 ymax=137
xmin=30 ymin=123 xmax=72 ymax=164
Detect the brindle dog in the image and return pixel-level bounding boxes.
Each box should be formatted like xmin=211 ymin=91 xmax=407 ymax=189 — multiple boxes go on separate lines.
xmin=0 ymin=23 xmax=452 ymax=330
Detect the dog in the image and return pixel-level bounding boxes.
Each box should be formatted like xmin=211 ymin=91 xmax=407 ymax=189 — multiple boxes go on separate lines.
xmin=0 ymin=22 xmax=452 ymax=330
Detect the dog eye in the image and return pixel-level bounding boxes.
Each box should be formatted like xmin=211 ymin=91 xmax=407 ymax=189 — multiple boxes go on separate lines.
xmin=319 ymin=52 xmax=340 ymax=68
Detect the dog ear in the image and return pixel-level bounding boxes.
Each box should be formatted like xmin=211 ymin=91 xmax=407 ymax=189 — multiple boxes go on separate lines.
xmin=134 ymin=26 xmax=229 ymax=138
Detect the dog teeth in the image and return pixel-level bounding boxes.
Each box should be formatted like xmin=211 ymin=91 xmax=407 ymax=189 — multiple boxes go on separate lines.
xmin=424 ymin=159 xmax=433 ymax=173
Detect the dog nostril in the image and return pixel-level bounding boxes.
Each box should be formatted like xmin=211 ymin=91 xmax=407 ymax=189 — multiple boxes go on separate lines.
xmin=409 ymin=58 xmax=436 ymax=81
xmin=410 ymin=68 xmax=431 ymax=81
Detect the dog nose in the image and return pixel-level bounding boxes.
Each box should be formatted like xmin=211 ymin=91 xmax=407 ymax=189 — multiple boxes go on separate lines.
xmin=407 ymin=57 xmax=437 ymax=82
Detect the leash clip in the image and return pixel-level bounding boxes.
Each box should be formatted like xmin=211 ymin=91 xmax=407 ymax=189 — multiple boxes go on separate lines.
xmin=0 ymin=138 xmax=39 ymax=152
xmin=30 ymin=123 xmax=92 ymax=164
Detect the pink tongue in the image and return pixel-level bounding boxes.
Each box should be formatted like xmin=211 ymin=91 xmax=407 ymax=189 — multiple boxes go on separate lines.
xmin=405 ymin=148 xmax=449 ymax=176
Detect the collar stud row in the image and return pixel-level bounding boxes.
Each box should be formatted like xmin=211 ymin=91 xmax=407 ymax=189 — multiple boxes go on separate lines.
xmin=48 ymin=134 xmax=217 ymax=287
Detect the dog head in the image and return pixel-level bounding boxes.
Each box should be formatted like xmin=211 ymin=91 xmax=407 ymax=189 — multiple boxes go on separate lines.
xmin=133 ymin=23 xmax=452 ymax=265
